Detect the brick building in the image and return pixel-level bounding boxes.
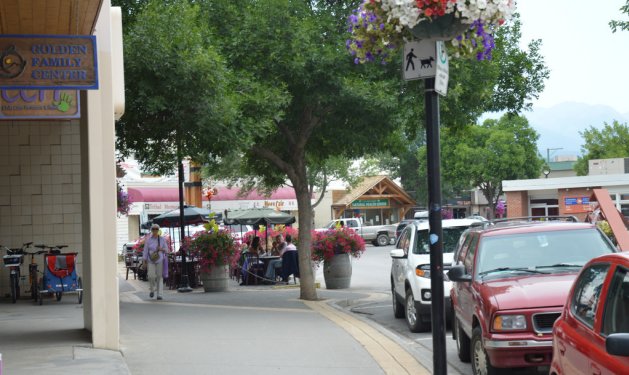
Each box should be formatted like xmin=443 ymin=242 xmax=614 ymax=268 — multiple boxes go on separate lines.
xmin=503 ymin=174 xmax=629 ymax=221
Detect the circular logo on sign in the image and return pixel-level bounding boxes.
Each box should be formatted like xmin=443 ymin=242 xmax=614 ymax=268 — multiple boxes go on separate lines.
xmin=0 ymin=45 xmax=27 ymax=79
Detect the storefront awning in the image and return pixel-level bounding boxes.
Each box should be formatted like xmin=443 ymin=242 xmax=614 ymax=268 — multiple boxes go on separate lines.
xmin=0 ymin=0 xmax=103 ymax=35
xmin=127 ymin=186 xmax=302 ymax=203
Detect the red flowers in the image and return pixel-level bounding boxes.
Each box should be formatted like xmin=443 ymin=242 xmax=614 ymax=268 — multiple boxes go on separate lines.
xmin=415 ymin=0 xmax=449 ymax=19
xmin=311 ymin=227 xmax=366 ymax=264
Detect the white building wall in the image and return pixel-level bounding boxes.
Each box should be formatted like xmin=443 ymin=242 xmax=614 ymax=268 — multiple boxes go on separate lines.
xmin=0 ymin=121 xmax=83 ymax=295
xmin=313 ymin=190 xmax=333 ymax=228
xmin=116 ymin=215 xmax=128 ymax=254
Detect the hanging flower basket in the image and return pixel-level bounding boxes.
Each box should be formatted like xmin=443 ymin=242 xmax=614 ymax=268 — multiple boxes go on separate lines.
xmin=410 ymin=14 xmax=470 ymax=41
xmin=346 ymin=0 xmax=516 ymax=64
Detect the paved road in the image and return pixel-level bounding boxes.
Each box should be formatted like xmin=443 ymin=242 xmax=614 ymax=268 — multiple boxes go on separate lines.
xmin=346 ymin=243 xmax=548 ymax=375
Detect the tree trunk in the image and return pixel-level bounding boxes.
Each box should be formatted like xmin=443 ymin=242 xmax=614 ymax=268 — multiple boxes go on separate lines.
xmin=292 ymin=168 xmax=319 ymax=301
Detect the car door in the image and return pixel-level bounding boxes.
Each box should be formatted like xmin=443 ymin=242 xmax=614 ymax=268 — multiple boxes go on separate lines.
xmin=393 ymin=226 xmax=413 ymax=297
xmin=456 ymin=233 xmax=479 ymax=334
xmin=554 ymin=263 xmax=610 ymax=375
xmin=597 ymin=264 xmax=629 ymax=374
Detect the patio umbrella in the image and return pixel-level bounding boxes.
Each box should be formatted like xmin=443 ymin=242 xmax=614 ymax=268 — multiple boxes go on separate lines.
xmin=224 ymin=208 xmax=296 ymax=251
xmin=223 ymin=208 xmax=296 ymax=226
xmin=152 ymin=205 xmax=211 ymax=228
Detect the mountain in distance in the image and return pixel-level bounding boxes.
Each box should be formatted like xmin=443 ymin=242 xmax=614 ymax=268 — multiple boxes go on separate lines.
xmin=481 ymin=102 xmax=629 ymax=158
xmin=526 ymin=102 xmax=629 ymax=157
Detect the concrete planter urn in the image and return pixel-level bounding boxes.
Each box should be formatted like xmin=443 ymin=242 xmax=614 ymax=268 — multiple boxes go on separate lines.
xmin=199 ymin=265 xmax=229 ymax=292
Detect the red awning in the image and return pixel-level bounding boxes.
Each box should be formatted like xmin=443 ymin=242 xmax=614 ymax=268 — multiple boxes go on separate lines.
xmin=127 ymin=186 xmax=302 ymax=203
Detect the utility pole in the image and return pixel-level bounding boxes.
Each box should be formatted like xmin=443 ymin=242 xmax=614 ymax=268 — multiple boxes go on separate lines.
xmin=546 ymin=147 xmax=563 ymax=163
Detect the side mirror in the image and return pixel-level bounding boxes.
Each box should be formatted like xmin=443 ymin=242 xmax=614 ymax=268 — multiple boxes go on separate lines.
xmin=390 ymin=249 xmax=406 ymax=259
xmin=606 ymin=333 xmax=629 ymax=356
xmin=448 ymin=265 xmax=472 ymax=282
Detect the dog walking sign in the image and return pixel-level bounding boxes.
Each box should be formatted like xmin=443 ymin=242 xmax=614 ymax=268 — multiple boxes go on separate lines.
xmin=403 ymin=40 xmax=436 ymax=80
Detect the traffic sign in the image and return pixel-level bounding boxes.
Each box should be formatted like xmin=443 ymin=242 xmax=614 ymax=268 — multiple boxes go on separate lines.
xmin=403 ymin=40 xmax=436 ymax=81
xmin=435 ymin=41 xmax=449 ymax=96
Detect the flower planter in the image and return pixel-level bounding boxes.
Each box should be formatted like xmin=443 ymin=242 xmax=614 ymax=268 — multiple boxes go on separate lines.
xmin=199 ymin=265 xmax=229 ymax=292
xmin=323 ymin=253 xmax=352 ymax=289
xmin=411 ymin=14 xmax=470 ymax=41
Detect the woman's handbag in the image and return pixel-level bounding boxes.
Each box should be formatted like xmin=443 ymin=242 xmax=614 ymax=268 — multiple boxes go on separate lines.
xmin=149 ymin=237 xmax=162 ymax=262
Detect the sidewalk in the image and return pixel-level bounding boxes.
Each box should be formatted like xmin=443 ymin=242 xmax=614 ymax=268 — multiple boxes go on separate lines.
xmin=0 ymin=264 xmax=431 ymax=374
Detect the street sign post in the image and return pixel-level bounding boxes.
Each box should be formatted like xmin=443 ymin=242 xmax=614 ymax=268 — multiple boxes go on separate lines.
xmin=404 ymin=39 xmax=449 ymax=375
xmin=403 ymin=40 xmax=436 ymax=81
xmin=435 ymin=41 xmax=449 ymax=96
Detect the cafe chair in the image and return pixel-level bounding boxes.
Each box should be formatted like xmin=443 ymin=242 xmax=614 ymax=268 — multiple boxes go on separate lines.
xmin=243 ymin=252 xmax=264 ymax=285
xmin=280 ymin=250 xmax=299 ymax=284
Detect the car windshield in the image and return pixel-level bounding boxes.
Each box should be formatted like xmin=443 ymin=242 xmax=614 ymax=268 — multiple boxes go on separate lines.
xmin=476 ymin=228 xmax=616 ymax=276
xmin=414 ymin=226 xmax=469 ymax=254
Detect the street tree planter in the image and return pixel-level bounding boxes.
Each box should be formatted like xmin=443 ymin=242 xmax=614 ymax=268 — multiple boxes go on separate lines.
xmin=199 ymin=265 xmax=229 ymax=292
xmin=323 ymin=253 xmax=352 ymax=289
xmin=311 ymin=228 xmax=366 ymax=289
xmin=186 ymin=220 xmax=241 ymax=293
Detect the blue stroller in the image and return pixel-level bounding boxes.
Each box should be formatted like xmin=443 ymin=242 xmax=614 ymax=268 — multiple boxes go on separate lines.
xmin=38 ymin=252 xmax=83 ymax=305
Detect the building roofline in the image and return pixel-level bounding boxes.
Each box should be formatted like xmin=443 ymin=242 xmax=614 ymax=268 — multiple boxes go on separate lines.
xmin=503 ymin=173 xmax=629 ymax=192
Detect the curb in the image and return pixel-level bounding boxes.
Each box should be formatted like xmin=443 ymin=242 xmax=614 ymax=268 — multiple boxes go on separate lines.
xmin=304 ymin=299 xmax=431 ymax=375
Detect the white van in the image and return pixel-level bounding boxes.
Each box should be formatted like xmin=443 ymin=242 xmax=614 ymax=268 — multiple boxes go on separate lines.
xmin=390 ymin=218 xmax=481 ymax=332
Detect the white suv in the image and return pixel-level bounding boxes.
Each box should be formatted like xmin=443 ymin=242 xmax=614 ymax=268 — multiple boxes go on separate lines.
xmin=390 ymin=218 xmax=480 ymax=332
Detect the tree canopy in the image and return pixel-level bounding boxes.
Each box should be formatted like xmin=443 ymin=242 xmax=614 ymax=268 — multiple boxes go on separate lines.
xmin=610 ymin=1 xmax=629 ymax=32
xmin=114 ymin=0 xmax=240 ymax=174
xmin=574 ymin=121 xmax=629 ymax=175
xmin=438 ymin=114 xmax=543 ymax=215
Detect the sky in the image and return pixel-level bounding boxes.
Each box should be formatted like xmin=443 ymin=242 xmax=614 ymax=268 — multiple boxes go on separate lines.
xmin=517 ymin=0 xmax=629 ymax=114
xmin=483 ymin=1 xmax=629 ymax=157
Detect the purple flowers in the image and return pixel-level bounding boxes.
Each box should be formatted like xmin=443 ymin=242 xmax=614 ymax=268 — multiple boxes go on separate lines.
xmin=345 ymin=1 xmax=399 ymax=64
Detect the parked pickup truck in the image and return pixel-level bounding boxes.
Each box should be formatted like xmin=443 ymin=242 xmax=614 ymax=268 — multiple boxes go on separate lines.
xmin=317 ymin=218 xmax=397 ymax=246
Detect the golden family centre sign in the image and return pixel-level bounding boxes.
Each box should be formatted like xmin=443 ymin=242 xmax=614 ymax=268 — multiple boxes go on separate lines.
xmin=0 ymin=35 xmax=98 ymax=89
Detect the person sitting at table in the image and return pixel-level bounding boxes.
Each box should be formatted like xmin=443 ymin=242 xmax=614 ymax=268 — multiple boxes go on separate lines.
xmin=241 ymin=236 xmax=265 ymax=285
xmin=264 ymin=234 xmax=286 ymax=281
xmin=280 ymin=234 xmax=299 ymax=283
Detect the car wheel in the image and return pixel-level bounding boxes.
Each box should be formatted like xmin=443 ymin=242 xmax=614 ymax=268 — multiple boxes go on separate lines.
xmin=392 ymin=282 xmax=405 ymax=319
xmin=455 ymin=318 xmax=471 ymax=362
xmin=406 ymin=289 xmax=430 ymax=332
xmin=376 ymin=234 xmax=389 ymax=247
xmin=471 ymin=326 xmax=499 ymax=375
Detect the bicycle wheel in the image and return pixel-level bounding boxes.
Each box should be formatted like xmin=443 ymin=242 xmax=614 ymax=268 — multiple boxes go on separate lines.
xmin=10 ymin=275 xmax=17 ymax=303
xmin=30 ymin=270 xmax=38 ymax=300
xmin=77 ymin=277 xmax=83 ymax=304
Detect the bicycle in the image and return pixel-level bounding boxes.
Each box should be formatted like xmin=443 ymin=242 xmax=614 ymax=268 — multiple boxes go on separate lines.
xmin=2 ymin=242 xmax=33 ymax=303
xmin=24 ymin=245 xmax=47 ymax=301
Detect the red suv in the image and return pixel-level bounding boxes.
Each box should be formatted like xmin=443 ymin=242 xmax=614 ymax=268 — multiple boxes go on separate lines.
xmin=448 ymin=218 xmax=616 ymax=375
xmin=551 ymin=252 xmax=629 ymax=375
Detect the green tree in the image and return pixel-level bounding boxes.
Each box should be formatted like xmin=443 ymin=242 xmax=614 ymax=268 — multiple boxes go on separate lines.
xmin=114 ymin=0 xmax=240 ymax=174
xmin=200 ymin=0 xmax=404 ymax=300
xmin=440 ymin=115 xmax=543 ymax=216
xmin=574 ymin=121 xmax=629 ymax=175
xmin=610 ymin=1 xmax=629 ymax=32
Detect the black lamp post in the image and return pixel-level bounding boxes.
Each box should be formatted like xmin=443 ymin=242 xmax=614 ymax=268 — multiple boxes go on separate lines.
xmin=176 ymin=138 xmax=192 ymax=293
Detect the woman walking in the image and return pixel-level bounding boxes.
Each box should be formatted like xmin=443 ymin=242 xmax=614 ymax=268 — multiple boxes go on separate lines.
xmin=143 ymin=224 xmax=168 ymax=300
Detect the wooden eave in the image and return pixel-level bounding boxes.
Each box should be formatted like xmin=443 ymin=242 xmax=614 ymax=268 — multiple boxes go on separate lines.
xmin=0 ymin=0 xmax=103 ymax=36
xmin=332 ymin=175 xmax=416 ymax=208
